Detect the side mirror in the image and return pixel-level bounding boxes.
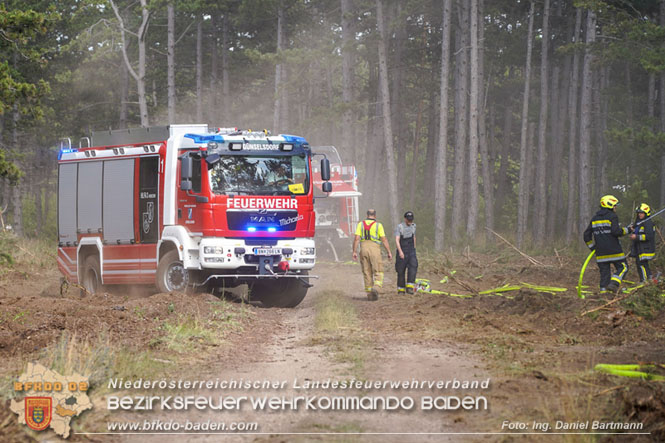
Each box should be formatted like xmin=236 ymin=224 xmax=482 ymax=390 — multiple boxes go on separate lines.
xmin=181 ymin=155 xmax=193 ymax=180
xmin=320 ymin=158 xmax=331 ymax=181
xmin=206 ymin=153 xmax=220 ymax=165
xmin=180 ymin=180 xmax=192 ymax=191
xmin=322 ymin=181 xmax=332 ymax=193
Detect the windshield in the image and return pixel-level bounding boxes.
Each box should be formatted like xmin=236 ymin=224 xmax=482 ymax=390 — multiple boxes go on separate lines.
xmin=209 ymin=154 xmax=309 ymax=196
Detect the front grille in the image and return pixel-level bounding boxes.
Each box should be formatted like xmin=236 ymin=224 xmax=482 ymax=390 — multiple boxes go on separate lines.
xmin=227 ymin=210 xmax=299 ymax=231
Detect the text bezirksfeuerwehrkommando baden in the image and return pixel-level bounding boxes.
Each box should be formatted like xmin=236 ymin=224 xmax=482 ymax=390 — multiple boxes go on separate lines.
xmin=107 ymin=377 xmax=490 ymax=391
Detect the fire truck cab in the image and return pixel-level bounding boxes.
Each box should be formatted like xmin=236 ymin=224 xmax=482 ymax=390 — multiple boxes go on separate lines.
xmin=312 ymin=146 xmax=361 ymax=261
xmin=57 ymin=125 xmax=331 ymax=307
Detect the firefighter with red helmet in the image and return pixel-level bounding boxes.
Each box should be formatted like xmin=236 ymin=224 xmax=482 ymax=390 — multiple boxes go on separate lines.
xmin=583 ymin=195 xmax=629 ymax=293
xmin=629 ymin=203 xmax=657 ymax=284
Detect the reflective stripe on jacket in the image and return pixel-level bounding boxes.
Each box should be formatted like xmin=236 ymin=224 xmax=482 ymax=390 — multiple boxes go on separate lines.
xmin=583 ymin=208 xmax=627 ymax=262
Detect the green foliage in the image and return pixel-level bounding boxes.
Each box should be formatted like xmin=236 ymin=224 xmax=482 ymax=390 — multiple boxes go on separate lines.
xmin=620 ymin=286 xmax=665 ymax=320
xmin=0 ymin=232 xmax=18 ymax=267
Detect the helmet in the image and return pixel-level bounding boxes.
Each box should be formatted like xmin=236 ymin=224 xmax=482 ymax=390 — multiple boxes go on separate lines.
xmin=636 ymin=203 xmax=651 ymax=216
xmin=600 ymin=195 xmax=619 ymax=209
xmin=404 ymin=211 xmax=414 ymax=221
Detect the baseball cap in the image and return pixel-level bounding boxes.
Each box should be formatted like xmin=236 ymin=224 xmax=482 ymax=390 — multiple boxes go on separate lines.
xmin=404 ymin=211 xmax=414 ymax=220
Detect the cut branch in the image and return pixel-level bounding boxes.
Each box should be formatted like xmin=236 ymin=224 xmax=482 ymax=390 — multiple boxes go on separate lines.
xmin=485 ymin=227 xmax=549 ymax=267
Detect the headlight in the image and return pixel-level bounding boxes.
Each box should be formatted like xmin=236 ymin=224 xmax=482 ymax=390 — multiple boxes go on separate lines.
xmin=204 ymin=246 xmax=224 ymax=254
xmin=302 ymin=247 xmax=315 ymax=256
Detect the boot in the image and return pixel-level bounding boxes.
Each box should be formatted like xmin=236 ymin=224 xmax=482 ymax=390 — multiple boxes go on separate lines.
xmin=367 ymin=288 xmax=379 ymax=301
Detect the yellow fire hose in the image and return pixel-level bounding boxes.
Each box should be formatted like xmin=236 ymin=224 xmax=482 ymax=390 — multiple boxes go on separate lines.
xmin=577 ymin=250 xmax=596 ymax=299
xmin=594 ymin=363 xmax=665 ymax=381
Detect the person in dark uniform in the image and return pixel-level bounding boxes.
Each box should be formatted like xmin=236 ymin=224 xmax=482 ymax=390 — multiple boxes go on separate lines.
xmin=395 ymin=211 xmax=418 ymax=294
xmin=583 ymin=195 xmax=629 ymax=293
xmin=629 ymin=203 xmax=657 ymax=284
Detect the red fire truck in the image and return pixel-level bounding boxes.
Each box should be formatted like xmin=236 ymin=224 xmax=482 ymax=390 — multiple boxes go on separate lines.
xmin=57 ymin=125 xmax=331 ymax=307
xmin=312 ymin=146 xmax=361 ymax=261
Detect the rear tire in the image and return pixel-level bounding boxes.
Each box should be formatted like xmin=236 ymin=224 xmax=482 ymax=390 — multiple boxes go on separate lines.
xmin=157 ymin=250 xmax=191 ymax=293
xmin=250 ymin=271 xmax=309 ymax=308
xmin=81 ymin=255 xmax=103 ymax=296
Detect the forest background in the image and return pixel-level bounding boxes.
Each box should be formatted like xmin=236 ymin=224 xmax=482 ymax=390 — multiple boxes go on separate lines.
xmin=1 ymin=0 xmax=665 ymax=252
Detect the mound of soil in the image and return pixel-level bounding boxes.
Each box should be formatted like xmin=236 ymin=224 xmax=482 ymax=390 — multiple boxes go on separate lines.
xmin=620 ymin=382 xmax=665 ymax=440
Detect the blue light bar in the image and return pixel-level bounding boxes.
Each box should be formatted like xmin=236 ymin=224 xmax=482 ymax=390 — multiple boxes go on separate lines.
xmin=247 ymin=227 xmax=257 ymax=232
xmin=184 ymin=134 xmax=225 ymax=144
xmin=267 ymin=227 xmax=277 ymax=232
xmin=58 ymin=148 xmax=78 ymax=160
xmin=281 ymin=134 xmax=308 ymax=144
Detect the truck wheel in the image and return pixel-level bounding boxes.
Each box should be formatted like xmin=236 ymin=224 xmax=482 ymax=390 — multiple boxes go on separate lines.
xmin=251 ymin=271 xmax=309 ymax=308
xmin=81 ymin=255 xmax=102 ymax=296
xmin=157 ymin=250 xmax=190 ymax=293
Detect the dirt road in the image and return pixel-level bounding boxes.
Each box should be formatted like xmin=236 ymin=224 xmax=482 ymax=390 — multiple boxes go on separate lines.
xmin=114 ymin=264 xmax=491 ymax=442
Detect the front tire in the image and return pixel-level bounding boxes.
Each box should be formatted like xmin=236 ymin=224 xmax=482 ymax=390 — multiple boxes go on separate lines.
xmin=157 ymin=250 xmax=191 ymax=293
xmin=250 ymin=271 xmax=310 ymax=308
xmin=81 ymin=255 xmax=103 ymax=296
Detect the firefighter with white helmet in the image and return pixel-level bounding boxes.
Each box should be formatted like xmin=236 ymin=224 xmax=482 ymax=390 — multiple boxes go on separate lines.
xmin=629 ymin=203 xmax=657 ymax=284
xmin=583 ymin=195 xmax=629 ymax=293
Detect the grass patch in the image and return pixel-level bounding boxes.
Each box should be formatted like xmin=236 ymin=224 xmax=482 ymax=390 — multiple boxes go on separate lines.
xmin=159 ymin=314 xmax=218 ymax=351
xmin=312 ymin=290 xmax=368 ymax=376
xmin=157 ymin=299 xmax=249 ymax=352
xmin=0 ymin=331 xmax=169 ymax=400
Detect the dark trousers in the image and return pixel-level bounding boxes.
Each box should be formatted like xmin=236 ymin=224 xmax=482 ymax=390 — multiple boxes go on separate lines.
xmin=634 ymin=259 xmax=652 ymax=282
xmin=598 ymin=259 xmax=628 ymax=288
xmin=395 ymin=250 xmax=418 ymax=288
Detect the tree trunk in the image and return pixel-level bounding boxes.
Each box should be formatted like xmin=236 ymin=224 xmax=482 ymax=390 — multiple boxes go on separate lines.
xmin=392 ymin=3 xmax=407 ymax=198
xmin=110 ymin=0 xmax=150 ymax=127
xmin=376 ymin=0 xmax=400 ymax=225
xmin=341 ymin=0 xmax=354 ymax=162
xmin=119 ymin=60 xmax=129 ymax=128
xmin=466 ymin=0 xmax=480 ymax=236
xmin=648 ymin=71 xmax=656 ymax=122
xmin=598 ymin=66 xmax=609 ymax=193
xmin=533 ymin=0 xmax=550 ymax=244
xmin=222 ymin=14 xmax=230 ymax=122
xmin=408 ymin=98 xmax=425 ymax=206
xmin=35 ymin=150 xmax=44 ymax=233
xmin=495 ymin=100 xmax=512 ymax=218
xmin=210 ymin=15 xmax=218 ymax=119
xmin=661 ymin=0 xmax=665 ymax=208
xmin=167 ymin=3 xmax=176 ymax=124
xmin=566 ymin=7 xmax=582 ymax=243
xmin=548 ymin=48 xmax=569 ymax=239
xmin=11 ymin=183 xmax=22 ymax=236
xmin=196 ymin=20 xmax=203 ymax=122
xmin=517 ymin=0 xmax=535 ymax=248
xmin=626 ymin=63 xmax=633 ymax=126
xmin=273 ymin=0 xmax=285 ymax=131
xmin=424 ymin=70 xmax=440 ymax=205
xmin=477 ymin=0 xmax=493 ymax=237
xmin=578 ymin=9 xmax=596 ymax=233
xmin=451 ymin=0 xmax=469 ymax=240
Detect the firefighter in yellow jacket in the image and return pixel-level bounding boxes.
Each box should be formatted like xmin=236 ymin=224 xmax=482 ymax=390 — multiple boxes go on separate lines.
xmin=352 ymin=209 xmax=393 ymax=300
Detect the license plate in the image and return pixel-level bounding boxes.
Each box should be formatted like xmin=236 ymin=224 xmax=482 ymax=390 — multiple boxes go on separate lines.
xmin=254 ymin=248 xmax=281 ymax=255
